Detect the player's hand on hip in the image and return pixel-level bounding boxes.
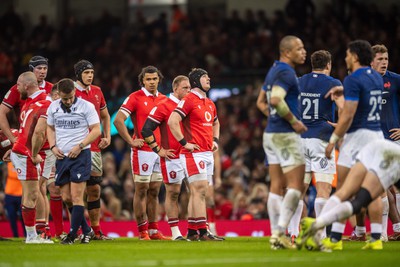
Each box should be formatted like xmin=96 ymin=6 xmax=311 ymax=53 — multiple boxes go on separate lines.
xmin=327 ymin=121 xmax=338 ymax=128
xmin=98 ymin=137 xmax=111 ymax=149
xmin=325 ymin=143 xmax=335 ymax=159
xmin=389 ymin=128 xmax=400 ymax=141
xmin=132 ymin=138 xmax=144 ymax=148
xmin=184 ymin=143 xmax=200 ymax=152
xmin=158 ymin=148 xmax=176 ymax=159
xmin=292 ymin=120 xmax=307 ymax=134
xmin=31 ymin=154 xmax=43 ymax=164
xmin=2 ymin=149 xmax=11 ymax=162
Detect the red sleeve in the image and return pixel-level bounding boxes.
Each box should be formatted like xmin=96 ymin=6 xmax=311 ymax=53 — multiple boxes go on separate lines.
xmin=98 ymin=88 xmax=107 ymax=110
xmin=1 ymin=85 xmax=21 ymax=109
xmin=120 ymin=93 xmax=136 ymax=114
xmin=175 ymin=95 xmax=193 ymax=118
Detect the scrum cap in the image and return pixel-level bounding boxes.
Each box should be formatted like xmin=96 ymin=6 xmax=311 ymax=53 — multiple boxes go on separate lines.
xmin=29 ymin=56 xmax=48 ymax=71
xmin=74 ymin=60 xmax=94 ymax=86
xmin=188 ymin=68 xmax=207 ymax=91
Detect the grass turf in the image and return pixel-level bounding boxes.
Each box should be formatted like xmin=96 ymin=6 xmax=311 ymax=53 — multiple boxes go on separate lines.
xmin=1 ymin=237 xmax=400 ymax=267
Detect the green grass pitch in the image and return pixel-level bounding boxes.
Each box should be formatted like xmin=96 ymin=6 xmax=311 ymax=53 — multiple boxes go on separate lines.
xmin=1 ymin=237 xmax=399 ymax=267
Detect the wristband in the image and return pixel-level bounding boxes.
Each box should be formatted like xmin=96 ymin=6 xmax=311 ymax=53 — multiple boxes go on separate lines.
xmin=329 ymin=133 xmax=340 ymax=144
xmin=289 ymin=116 xmax=298 ymax=125
xmin=152 ymin=146 xmax=161 ymax=153
xmin=50 ymin=145 xmax=56 ymax=151
xmin=179 ymin=138 xmax=187 ymax=146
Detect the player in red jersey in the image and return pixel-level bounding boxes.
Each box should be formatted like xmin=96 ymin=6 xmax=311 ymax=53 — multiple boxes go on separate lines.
xmin=7 ymin=72 xmax=54 ymax=244
xmin=73 ymin=60 xmax=111 ymax=240
xmin=114 ymin=66 xmax=170 ymax=240
xmin=168 ymin=68 xmax=221 ymax=241
xmin=0 ymin=56 xmax=60 ymax=239
xmin=0 ymin=56 xmax=52 ymax=143
xmin=141 ymin=75 xmax=191 ymax=241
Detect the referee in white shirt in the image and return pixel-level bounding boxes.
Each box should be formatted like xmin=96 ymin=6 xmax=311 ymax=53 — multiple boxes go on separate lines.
xmin=47 ymin=78 xmax=100 ymax=244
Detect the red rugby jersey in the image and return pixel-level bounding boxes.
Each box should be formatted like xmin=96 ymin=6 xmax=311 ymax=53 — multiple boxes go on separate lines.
xmin=120 ymin=88 xmax=167 ymax=152
xmin=174 ymin=91 xmax=217 ymax=153
xmin=147 ymin=94 xmax=182 ymax=158
xmin=1 ymin=81 xmax=52 ymax=115
xmin=12 ymin=99 xmax=51 ymax=156
xmin=75 ymin=84 xmax=107 ymax=152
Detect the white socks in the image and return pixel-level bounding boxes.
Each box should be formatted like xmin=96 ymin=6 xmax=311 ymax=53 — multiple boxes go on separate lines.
xmin=288 ymin=200 xmax=303 ymax=237
xmin=278 ymin=188 xmax=301 ymax=230
xmin=382 ymin=196 xmax=389 ymax=238
xmin=314 ymin=197 xmax=327 ymax=238
xmin=315 ymin=201 xmax=353 ymax=229
xmin=268 ymin=193 xmax=283 ymax=232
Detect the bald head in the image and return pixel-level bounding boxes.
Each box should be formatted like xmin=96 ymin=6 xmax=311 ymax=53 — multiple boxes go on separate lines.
xmin=19 ymin=72 xmax=38 ymax=87
xmin=279 ymin=35 xmax=300 ymax=54
xmin=17 ymin=71 xmax=39 ymax=99
xmin=278 ymin=35 xmax=306 ymax=67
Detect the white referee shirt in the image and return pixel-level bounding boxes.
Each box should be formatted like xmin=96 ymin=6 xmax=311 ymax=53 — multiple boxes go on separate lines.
xmin=47 ymin=97 xmax=99 ymax=155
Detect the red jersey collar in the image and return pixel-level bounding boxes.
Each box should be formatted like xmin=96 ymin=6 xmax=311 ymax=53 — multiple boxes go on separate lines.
xmin=74 ymin=81 xmax=90 ymax=93
xmin=191 ymin=89 xmax=206 ymax=99
xmin=169 ymin=94 xmax=180 ymax=104
xmin=141 ymin=87 xmax=159 ymax=97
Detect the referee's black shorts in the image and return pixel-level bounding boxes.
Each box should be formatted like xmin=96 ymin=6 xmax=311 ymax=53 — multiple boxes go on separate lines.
xmin=55 ymin=149 xmax=91 ymax=186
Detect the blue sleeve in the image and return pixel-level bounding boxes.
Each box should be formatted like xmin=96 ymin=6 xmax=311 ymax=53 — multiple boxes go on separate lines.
xmin=344 ymin=76 xmax=360 ymax=101
xmin=331 ymin=78 xmax=342 ymax=87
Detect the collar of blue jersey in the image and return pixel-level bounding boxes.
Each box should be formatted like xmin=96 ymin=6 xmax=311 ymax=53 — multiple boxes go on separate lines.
xmin=141 ymin=87 xmax=159 ymax=97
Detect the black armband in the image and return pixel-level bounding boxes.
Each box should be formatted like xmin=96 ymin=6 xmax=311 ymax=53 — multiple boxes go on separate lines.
xmin=50 ymin=145 xmax=56 ymax=150
xmin=152 ymin=146 xmax=161 ymax=153
xmin=179 ymin=138 xmax=187 ymax=146
xmin=213 ymin=137 xmax=219 ymax=144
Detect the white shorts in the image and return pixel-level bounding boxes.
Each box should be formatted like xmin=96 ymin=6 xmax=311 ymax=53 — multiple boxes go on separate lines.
xmin=357 ymin=139 xmax=400 ymax=190
xmin=10 ymin=152 xmax=40 ymax=181
xmin=180 ymin=151 xmax=214 ymax=181
xmin=41 ymin=149 xmax=56 ymax=179
xmin=263 ymin=132 xmax=305 ymax=167
xmin=302 ymin=138 xmax=336 ymax=175
xmin=160 ymin=157 xmax=186 ymax=184
xmin=91 ymin=151 xmax=103 ymax=175
xmin=131 ymin=149 xmax=161 ymax=176
xmin=338 ymin=129 xmax=384 ymax=168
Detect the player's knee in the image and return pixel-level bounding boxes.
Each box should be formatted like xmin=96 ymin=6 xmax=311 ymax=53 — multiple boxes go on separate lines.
xmin=86 ymin=184 xmax=101 ymax=198
xmin=167 ymin=190 xmax=180 ymax=202
xmin=350 ymin=187 xmax=373 ymax=214
xmin=148 ymin=187 xmax=160 ymax=199
xmin=87 ymin=199 xmax=101 ymax=210
xmin=87 ymin=176 xmax=103 ymax=186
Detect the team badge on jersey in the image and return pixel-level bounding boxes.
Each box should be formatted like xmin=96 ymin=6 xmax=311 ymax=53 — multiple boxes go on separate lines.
xmin=169 ymin=171 xmax=177 ymax=179
xmin=199 ymin=161 xmax=205 ymax=169
xmin=142 ymin=163 xmax=149 ymax=172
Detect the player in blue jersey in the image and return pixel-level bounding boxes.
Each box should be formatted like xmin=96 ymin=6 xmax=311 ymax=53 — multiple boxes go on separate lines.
xmin=287 ymin=50 xmax=344 ymax=240
xmin=370 ymin=44 xmax=400 ymax=242
xmin=316 ymin=40 xmax=384 ymax=250
xmin=260 ymin=35 xmax=307 ymax=249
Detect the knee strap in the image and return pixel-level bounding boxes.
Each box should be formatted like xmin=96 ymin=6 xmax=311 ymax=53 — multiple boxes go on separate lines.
xmin=350 ymin=187 xmax=372 ymax=214
xmin=87 ymin=199 xmax=101 ymax=210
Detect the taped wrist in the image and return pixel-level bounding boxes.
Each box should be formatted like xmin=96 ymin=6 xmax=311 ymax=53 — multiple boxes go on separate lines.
xmin=275 ymin=100 xmax=290 ymax=118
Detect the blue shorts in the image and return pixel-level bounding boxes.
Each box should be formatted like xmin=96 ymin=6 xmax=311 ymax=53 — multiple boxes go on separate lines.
xmin=55 ymin=149 xmax=91 ymax=186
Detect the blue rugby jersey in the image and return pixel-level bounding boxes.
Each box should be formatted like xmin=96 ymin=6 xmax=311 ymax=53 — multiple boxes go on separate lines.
xmin=263 ymin=61 xmax=301 ymax=133
xmin=299 ymin=72 xmax=342 ymax=142
xmin=380 ymin=71 xmax=400 ymax=140
xmin=344 ymin=67 xmax=383 ymax=133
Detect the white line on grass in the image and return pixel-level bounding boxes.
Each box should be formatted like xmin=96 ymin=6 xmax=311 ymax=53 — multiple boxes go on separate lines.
xmin=13 ymin=257 xmax=341 ymax=267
